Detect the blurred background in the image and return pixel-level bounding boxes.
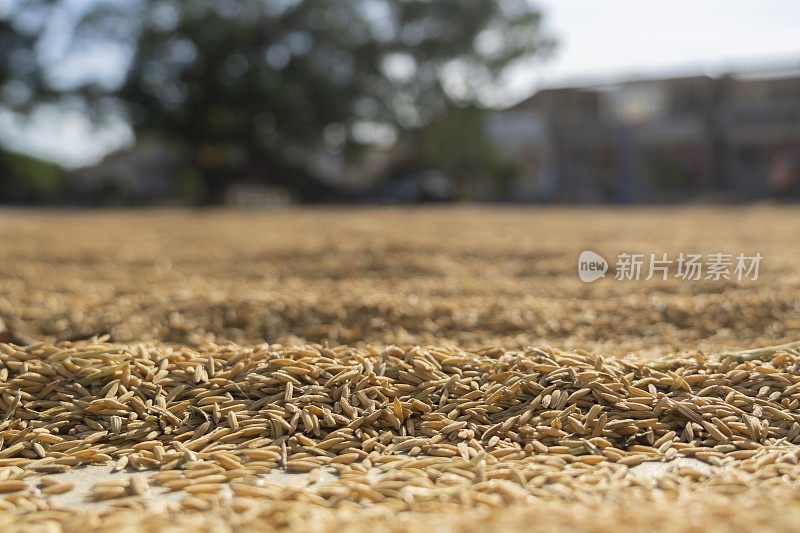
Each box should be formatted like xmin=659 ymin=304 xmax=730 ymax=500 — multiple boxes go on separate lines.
xmin=1 ymin=0 xmax=799 ymax=206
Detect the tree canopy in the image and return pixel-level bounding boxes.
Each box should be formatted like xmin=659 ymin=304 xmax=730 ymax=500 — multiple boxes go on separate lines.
xmin=1 ymin=0 xmax=553 ymax=202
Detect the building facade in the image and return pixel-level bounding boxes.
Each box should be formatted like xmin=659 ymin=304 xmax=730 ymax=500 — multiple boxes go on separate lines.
xmin=487 ymin=65 xmax=800 ymax=203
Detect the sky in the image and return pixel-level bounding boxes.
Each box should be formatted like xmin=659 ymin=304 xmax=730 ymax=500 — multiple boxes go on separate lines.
xmin=6 ymin=0 xmax=800 ymax=168
xmin=523 ymin=0 xmax=800 ymax=90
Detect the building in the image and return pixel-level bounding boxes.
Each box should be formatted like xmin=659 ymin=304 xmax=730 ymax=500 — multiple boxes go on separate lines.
xmin=487 ymin=63 xmax=800 ymax=203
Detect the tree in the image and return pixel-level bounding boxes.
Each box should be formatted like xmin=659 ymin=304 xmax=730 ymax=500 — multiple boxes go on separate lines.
xmin=417 ymin=103 xmax=519 ymax=200
xmin=0 ymin=2 xmax=64 ymax=202
xmin=1 ymin=2 xmax=47 ymax=110
xmin=2 ymin=0 xmax=553 ymax=202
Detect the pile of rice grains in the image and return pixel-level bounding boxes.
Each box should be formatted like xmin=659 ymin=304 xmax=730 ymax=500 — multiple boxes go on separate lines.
xmin=2 ymin=339 xmax=800 ymax=532
xmin=2 ymin=207 xmax=799 ymax=356
xmin=2 ymin=208 xmax=800 ymax=531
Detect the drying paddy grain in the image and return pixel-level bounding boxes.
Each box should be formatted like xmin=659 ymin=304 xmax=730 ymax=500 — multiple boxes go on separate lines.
xmin=0 ymin=206 xmax=799 ymax=532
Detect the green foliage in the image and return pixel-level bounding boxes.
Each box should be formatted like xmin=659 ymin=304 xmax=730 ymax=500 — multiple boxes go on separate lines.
xmin=1 ymin=0 xmax=552 ymax=202
xmin=419 ymin=105 xmax=518 ymax=198
xmin=177 ymin=166 xmax=205 ymax=202
xmin=117 ymin=1 xmax=550 ymax=146
xmin=0 ymin=149 xmax=65 ymax=202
